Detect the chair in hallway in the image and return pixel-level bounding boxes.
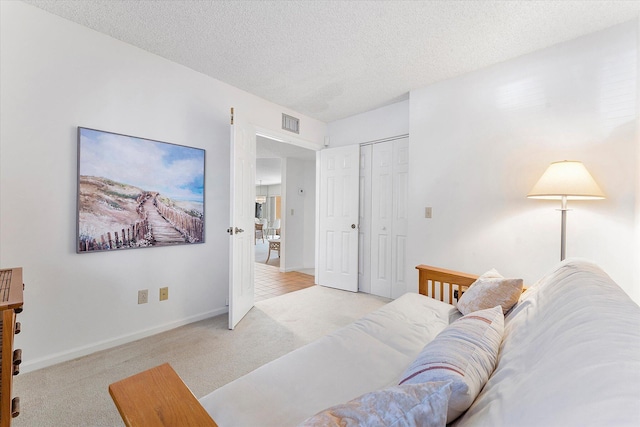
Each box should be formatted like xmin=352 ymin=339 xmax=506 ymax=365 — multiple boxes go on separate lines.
xmin=266 ymin=238 xmax=281 ymax=263
xmin=255 ymin=223 xmax=264 ymax=243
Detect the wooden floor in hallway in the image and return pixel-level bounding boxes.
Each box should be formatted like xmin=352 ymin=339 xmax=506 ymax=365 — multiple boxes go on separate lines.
xmin=254 ymin=262 xmax=315 ymax=302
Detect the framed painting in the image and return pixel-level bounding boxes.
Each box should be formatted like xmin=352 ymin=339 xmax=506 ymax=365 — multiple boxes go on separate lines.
xmin=76 ymin=127 xmax=205 ymax=253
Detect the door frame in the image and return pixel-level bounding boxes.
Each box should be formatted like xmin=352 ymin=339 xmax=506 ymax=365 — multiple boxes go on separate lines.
xmin=255 ymin=127 xmax=320 ymax=278
xmin=230 ymin=124 xmax=322 ymax=329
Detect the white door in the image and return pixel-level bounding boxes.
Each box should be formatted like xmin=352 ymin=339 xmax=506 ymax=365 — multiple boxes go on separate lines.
xmin=228 ymin=108 xmax=256 ymax=329
xmin=370 ymin=141 xmax=393 ymax=297
xmin=391 ymin=138 xmax=409 ymax=298
xmin=358 ymin=145 xmax=372 ymax=294
xmin=366 ymin=137 xmax=409 ymax=299
xmin=318 ymin=145 xmax=359 ymax=292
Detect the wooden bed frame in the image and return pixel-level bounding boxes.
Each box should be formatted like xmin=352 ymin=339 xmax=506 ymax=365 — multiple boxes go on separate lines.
xmin=108 ymin=265 xmax=483 ymax=427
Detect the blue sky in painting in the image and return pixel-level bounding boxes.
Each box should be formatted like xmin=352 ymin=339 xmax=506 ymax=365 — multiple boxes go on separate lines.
xmin=79 ymin=128 xmax=204 ymax=203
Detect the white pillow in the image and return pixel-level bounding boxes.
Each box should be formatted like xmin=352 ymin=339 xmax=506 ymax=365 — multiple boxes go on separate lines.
xmin=299 ymin=381 xmax=452 ymax=427
xmin=398 ymin=306 xmax=504 ymax=423
xmin=457 ymin=269 xmax=523 ymax=315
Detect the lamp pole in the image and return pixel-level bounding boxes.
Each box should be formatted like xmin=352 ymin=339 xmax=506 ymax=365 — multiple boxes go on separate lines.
xmin=560 ymin=195 xmax=567 ymax=261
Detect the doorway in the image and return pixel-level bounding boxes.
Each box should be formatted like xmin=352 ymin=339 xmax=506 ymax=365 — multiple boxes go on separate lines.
xmin=254 ymin=134 xmax=317 ymax=301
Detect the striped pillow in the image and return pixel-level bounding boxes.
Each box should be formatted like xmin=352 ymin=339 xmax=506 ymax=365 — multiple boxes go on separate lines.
xmin=398 ymin=305 xmax=504 ymax=423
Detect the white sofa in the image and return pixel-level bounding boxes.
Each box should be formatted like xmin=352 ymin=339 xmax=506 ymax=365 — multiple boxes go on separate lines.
xmin=198 ymin=259 xmax=640 ymax=426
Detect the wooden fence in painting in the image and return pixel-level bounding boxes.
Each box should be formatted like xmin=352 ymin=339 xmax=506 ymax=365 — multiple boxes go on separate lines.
xmin=154 ymin=198 xmax=204 ymax=243
xmin=78 ymin=216 xmax=152 ymax=252
xmin=78 ymin=191 xmax=203 ymax=252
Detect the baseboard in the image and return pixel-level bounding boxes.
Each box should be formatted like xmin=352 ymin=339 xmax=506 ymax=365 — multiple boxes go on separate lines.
xmin=283 ymin=265 xmax=304 ymax=272
xmin=21 ymin=306 xmax=229 ymax=374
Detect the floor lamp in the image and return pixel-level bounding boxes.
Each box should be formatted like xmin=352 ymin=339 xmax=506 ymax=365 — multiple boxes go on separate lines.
xmin=527 ymin=160 xmax=605 ymax=261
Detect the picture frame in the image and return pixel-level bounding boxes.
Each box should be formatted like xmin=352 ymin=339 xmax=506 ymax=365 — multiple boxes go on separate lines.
xmin=76 ymin=127 xmax=205 ymax=253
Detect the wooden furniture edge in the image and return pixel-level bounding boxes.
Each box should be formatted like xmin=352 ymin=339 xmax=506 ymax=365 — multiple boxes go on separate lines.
xmin=1 ymin=267 xmax=24 ymax=427
xmin=416 ymin=264 xmax=479 ymax=302
xmin=108 ymin=363 xmax=218 ymax=427
xmin=415 ymin=264 xmax=528 ymax=303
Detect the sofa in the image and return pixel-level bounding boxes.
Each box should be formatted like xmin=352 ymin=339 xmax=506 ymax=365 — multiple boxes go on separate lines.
xmin=109 ymin=259 xmax=640 ymax=426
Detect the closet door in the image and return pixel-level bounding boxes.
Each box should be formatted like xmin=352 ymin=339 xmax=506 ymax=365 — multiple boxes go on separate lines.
xmin=368 ymin=137 xmax=409 ymax=299
xmin=391 ymin=138 xmax=409 ymax=298
xmin=370 ymin=141 xmax=393 ymax=297
xmin=358 ymin=145 xmax=372 ymax=294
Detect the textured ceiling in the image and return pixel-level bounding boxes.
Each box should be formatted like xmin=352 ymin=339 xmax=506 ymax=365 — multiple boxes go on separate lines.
xmin=23 ymin=1 xmax=640 ymax=123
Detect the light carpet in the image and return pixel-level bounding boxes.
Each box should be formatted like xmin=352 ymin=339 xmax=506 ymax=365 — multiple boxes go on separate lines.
xmin=13 ymin=286 xmax=390 ymax=427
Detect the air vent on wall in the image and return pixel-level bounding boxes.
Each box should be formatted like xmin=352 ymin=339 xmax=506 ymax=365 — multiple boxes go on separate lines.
xmin=282 ymin=113 xmax=300 ymax=134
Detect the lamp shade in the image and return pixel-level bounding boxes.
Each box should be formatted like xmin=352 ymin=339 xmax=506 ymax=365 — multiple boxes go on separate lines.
xmin=527 ymin=161 xmax=605 ymax=200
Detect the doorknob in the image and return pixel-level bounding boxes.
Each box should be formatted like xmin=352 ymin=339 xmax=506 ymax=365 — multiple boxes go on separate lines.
xmin=235 ymin=227 xmax=244 ymax=233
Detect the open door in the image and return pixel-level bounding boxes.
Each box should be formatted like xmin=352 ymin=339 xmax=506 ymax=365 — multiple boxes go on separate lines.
xmin=228 ymin=108 xmax=256 ymax=329
xmin=317 ymin=145 xmax=360 ymax=292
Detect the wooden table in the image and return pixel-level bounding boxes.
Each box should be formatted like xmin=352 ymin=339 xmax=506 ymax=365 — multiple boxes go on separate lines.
xmin=109 ymin=363 xmax=218 ymax=427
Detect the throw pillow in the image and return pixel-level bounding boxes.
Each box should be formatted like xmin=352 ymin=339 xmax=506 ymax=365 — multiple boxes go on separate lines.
xmin=299 ymin=381 xmax=452 ymax=427
xmin=457 ymin=269 xmax=523 ymax=315
xmin=398 ymin=305 xmax=504 ymax=423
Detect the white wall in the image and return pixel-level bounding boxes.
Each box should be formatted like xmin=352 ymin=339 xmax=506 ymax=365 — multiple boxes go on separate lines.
xmin=0 ymin=1 xmax=325 ymax=372
xmin=303 ymin=159 xmax=317 ymax=269
xmin=282 ymin=158 xmax=316 ymax=271
xmin=327 ymin=100 xmax=409 ymax=147
xmin=328 ymin=21 xmax=639 ymax=304
xmin=408 ymin=20 xmax=639 ymax=303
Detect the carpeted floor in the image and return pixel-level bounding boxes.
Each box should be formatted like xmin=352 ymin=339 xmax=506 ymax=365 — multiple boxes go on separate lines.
xmin=13 ymin=286 xmax=390 ymax=427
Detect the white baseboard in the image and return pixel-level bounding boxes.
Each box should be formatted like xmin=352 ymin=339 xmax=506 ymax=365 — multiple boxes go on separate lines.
xmin=21 ymin=306 xmax=229 ymax=374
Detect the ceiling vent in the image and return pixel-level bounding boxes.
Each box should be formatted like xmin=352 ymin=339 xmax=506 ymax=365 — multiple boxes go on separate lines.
xmin=282 ymin=113 xmax=300 ymax=134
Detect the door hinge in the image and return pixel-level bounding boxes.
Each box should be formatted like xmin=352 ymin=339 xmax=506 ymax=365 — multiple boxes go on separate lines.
xmin=230 ymin=107 xmax=234 ymax=125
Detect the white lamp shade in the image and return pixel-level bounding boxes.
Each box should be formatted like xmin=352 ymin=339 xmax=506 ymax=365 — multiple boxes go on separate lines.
xmin=528 ymin=160 xmax=605 ymax=200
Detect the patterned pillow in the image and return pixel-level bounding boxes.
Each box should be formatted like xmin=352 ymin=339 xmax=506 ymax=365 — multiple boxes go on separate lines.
xmin=299 ymin=381 xmax=452 ymax=427
xmin=398 ymin=306 xmax=504 ymax=423
xmin=457 ymin=269 xmax=523 ymax=315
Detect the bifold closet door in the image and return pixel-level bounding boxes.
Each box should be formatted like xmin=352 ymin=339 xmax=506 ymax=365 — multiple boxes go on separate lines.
xmin=358 ymin=145 xmax=372 ymax=294
xmin=369 ymin=138 xmax=409 ymax=299
xmin=390 ymin=138 xmax=409 ymax=298
xmin=370 ymin=141 xmax=393 ymax=297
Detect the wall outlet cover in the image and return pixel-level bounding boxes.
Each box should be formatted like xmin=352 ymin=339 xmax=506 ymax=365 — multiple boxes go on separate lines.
xmin=159 ymin=287 xmax=169 ymax=301
xmin=138 ymin=289 xmax=148 ymax=304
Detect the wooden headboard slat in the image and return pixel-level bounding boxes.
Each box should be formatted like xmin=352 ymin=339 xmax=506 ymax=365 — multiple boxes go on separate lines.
xmin=415 ymin=264 xmax=479 ymax=305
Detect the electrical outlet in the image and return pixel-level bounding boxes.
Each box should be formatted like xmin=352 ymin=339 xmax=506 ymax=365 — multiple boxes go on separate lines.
xmin=159 ymin=287 xmax=169 ymax=301
xmin=138 ymin=289 xmax=148 ymax=304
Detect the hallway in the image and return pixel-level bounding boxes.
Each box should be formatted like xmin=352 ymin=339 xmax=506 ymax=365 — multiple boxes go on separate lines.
xmin=254 ymin=262 xmax=315 ymax=302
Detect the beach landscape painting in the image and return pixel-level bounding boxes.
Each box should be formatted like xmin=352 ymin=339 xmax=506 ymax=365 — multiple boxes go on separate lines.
xmin=77 ymin=127 xmax=205 ymax=253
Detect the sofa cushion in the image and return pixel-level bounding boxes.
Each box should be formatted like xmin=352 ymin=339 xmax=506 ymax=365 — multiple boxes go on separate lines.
xmin=453 ymin=259 xmax=640 ymax=427
xmin=457 ymin=269 xmax=523 ymax=315
xmin=300 ymin=381 xmax=452 ymax=427
xmin=399 ymin=305 xmax=504 ymax=423
xmin=200 ymin=292 xmax=456 ymax=427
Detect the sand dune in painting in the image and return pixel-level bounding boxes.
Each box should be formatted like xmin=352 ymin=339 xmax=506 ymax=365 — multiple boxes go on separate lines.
xmin=78 ymin=176 xmax=203 ymax=251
